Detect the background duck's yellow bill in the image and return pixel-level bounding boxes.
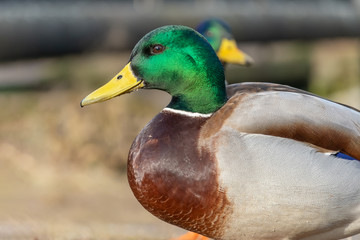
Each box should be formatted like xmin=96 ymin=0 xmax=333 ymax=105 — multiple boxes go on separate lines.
xmin=81 ymin=62 xmax=144 ymax=107
xmin=217 ymin=39 xmax=254 ymax=66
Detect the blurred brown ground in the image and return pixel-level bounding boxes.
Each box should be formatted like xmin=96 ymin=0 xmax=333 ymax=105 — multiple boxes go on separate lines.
xmin=0 ymin=39 xmax=359 ymax=239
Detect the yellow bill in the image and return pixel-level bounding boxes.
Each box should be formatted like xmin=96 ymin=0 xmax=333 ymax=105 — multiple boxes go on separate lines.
xmin=81 ymin=62 xmax=144 ymax=107
xmin=217 ymin=38 xmax=254 ymax=66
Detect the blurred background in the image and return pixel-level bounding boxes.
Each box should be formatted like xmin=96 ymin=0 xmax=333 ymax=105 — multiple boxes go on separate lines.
xmin=0 ymin=0 xmax=359 ymax=239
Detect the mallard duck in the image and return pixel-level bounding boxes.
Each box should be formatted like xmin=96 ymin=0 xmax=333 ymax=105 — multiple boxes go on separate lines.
xmin=196 ymin=18 xmax=253 ymax=67
xmin=81 ymin=25 xmax=360 ymax=240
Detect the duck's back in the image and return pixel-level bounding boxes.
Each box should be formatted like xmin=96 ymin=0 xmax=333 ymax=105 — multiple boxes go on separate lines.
xmin=224 ymin=83 xmax=360 ymax=160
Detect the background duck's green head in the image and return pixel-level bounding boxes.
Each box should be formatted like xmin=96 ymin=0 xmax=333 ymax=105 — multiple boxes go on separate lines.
xmin=81 ymin=25 xmax=228 ymax=114
xmin=196 ymin=18 xmax=253 ymax=66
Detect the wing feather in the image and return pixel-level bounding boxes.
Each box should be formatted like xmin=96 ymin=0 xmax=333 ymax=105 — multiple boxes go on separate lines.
xmin=203 ymin=82 xmax=360 ymax=160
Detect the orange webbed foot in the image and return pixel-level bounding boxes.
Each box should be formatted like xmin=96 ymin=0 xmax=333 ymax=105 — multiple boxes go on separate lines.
xmin=171 ymin=231 xmax=210 ymax=240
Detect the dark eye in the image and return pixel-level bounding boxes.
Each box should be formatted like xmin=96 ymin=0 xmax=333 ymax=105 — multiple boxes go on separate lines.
xmin=150 ymin=44 xmax=165 ymax=54
xmin=205 ymin=31 xmax=213 ymax=37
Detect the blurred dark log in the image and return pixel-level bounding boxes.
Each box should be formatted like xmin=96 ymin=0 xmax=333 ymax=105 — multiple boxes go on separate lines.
xmin=0 ymin=0 xmax=360 ymax=61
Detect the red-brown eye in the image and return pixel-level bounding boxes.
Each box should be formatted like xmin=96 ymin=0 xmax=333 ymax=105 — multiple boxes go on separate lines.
xmin=150 ymin=44 xmax=164 ymax=54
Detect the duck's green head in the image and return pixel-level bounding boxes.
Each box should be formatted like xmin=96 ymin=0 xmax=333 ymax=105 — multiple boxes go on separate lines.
xmin=81 ymin=25 xmax=228 ymax=114
xmin=196 ymin=18 xmax=253 ymax=66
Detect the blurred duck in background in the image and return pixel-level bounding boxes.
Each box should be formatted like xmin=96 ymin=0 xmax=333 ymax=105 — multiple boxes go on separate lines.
xmin=196 ymin=18 xmax=254 ymax=68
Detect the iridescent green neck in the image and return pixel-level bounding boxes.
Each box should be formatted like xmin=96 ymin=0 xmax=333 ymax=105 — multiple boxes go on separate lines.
xmin=167 ymin=77 xmax=227 ymax=114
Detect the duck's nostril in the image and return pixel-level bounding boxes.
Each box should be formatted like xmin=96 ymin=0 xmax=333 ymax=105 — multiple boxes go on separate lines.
xmin=117 ymin=75 xmax=123 ymax=80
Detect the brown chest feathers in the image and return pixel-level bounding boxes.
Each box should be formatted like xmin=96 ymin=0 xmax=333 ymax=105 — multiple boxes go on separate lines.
xmin=127 ymin=109 xmax=231 ymax=238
